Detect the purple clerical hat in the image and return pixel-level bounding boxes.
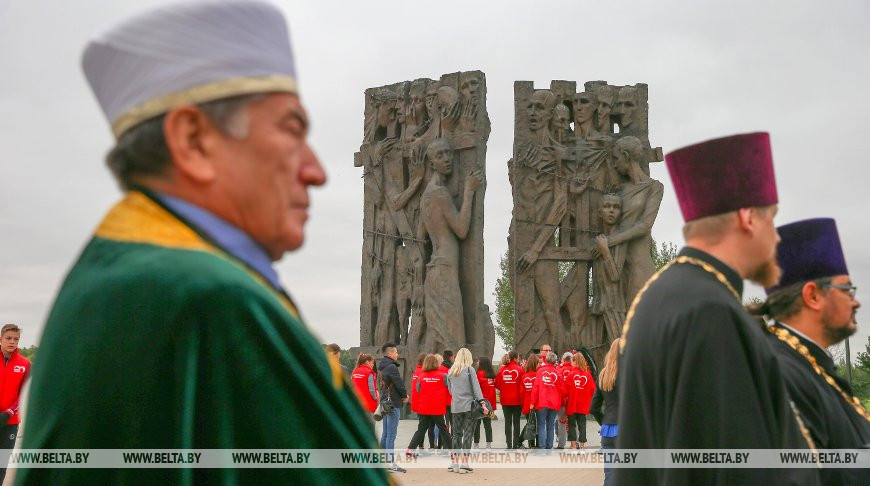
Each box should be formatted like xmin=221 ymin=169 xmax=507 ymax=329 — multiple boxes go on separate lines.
xmin=666 ymin=132 xmax=778 ymax=222
xmin=766 ymin=218 xmax=849 ymax=294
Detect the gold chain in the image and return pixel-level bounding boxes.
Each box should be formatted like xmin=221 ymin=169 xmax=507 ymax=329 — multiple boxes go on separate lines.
xmin=620 ymin=256 xmax=738 ymax=354
xmin=618 ymin=255 xmax=819 ymax=451
xmin=769 ymin=325 xmax=870 ymax=422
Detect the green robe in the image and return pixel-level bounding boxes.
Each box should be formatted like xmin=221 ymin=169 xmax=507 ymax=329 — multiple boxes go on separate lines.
xmin=17 ymin=191 xmax=388 ymax=485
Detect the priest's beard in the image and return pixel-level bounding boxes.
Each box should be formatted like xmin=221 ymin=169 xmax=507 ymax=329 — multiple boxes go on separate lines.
xmin=747 ymin=255 xmax=782 ymax=289
xmin=822 ymin=310 xmax=858 ymax=345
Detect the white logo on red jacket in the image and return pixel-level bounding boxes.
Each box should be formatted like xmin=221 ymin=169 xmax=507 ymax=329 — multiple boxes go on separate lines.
xmin=541 ymin=371 xmax=558 ymax=385
xmin=12 ymin=366 xmax=25 ymax=373
xmin=503 ymin=369 xmax=519 ymax=382
xmin=573 ymin=375 xmax=588 ymax=388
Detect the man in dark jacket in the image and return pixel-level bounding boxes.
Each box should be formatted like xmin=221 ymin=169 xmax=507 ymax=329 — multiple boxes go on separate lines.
xmin=378 ymin=343 xmax=408 ymax=473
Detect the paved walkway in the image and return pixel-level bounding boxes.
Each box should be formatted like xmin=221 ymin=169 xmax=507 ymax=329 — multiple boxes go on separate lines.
xmin=377 ymin=409 xmax=604 ymax=485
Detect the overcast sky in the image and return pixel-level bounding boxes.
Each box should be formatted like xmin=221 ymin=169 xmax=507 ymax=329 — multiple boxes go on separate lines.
xmin=2 ymin=0 xmax=869 ymax=361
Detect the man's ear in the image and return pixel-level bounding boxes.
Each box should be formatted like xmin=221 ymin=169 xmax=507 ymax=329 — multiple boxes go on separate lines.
xmin=801 ymin=282 xmax=825 ymax=311
xmin=735 ymin=207 xmax=757 ymax=235
xmin=163 ymin=106 xmax=221 ymax=183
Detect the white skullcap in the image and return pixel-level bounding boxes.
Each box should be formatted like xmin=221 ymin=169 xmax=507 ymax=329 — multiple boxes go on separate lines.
xmin=82 ymin=0 xmax=298 ymax=139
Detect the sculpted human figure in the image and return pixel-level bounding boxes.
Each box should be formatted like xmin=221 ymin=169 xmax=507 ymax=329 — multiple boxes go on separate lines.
xmin=550 ymin=103 xmax=572 ymax=144
xmin=591 ymin=194 xmax=627 ymax=342
xmin=594 ymin=85 xmax=615 ymax=134
xmin=417 ymin=138 xmax=483 ymax=351
xmin=368 ymin=88 xmax=426 ymax=345
xmin=614 ymin=86 xmax=638 ymax=131
xmin=403 ymin=80 xmax=431 ymax=144
xmin=458 ymin=72 xmax=481 ymax=133
xmin=437 ymin=86 xmax=461 ymax=136
xmin=516 ymin=90 xmax=567 ymax=343
xmin=592 ymin=136 xmax=663 ymax=305
xmin=573 ymin=92 xmax=596 ymax=141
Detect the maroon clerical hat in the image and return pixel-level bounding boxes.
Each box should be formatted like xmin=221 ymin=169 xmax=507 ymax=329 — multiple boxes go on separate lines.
xmin=665 ymin=132 xmax=778 ymax=222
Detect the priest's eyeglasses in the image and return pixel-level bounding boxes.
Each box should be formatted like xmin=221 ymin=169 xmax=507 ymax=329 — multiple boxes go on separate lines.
xmin=822 ymin=283 xmax=857 ymax=299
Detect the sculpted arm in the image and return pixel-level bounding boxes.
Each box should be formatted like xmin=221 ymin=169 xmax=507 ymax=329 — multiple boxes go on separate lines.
xmin=607 ymin=181 xmax=663 ymax=247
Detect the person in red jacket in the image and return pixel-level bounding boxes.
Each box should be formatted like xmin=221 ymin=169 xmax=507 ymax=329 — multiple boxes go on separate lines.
xmin=351 ymin=354 xmax=378 ymax=413
xmin=0 ymin=324 xmax=30 ymax=483
xmin=496 ymin=351 xmax=524 ymax=449
xmin=530 ymin=352 xmax=562 ymax=449
xmin=406 ymin=355 xmax=452 ymax=454
xmin=520 ymin=353 xmax=539 ymax=448
xmin=410 ymin=353 xmax=425 ymax=415
xmin=410 ymin=353 xmax=437 ymax=450
xmin=562 ymin=352 xmax=596 ymax=449
xmin=473 ymin=357 xmax=497 ymax=449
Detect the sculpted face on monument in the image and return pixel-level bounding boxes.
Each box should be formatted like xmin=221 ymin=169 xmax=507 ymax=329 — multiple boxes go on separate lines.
xmin=409 ymin=82 xmax=427 ymax=122
xmin=573 ymin=92 xmax=596 ymax=124
xmin=599 ymin=194 xmax=622 ymax=226
xmin=437 ymin=86 xmax=460 ymax=119
xmin=615 ymin=87 xmax=638 ymax=128
xmin=527 ymin=90 xmax=556 ymax=131
xmin=427 ymin=139 xmax=454 ymax=175
xmin=425 ymin=83 xmax=439 ymax=119
xmin=596 ymin=86 xmax=615 ymax=131
xmin=375 ymin=91 xmax=398 ymax=129
xmin=460 ymin=73 xmax=481 ymax=103
xmin=612 ymin=135 xmax=644 ymax=176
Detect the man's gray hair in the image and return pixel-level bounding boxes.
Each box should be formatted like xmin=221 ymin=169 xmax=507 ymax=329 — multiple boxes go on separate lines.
xmin=546 ymin=352 xmax=558 ymax=364
xmin=383 ymin=346 xmax=397 ymax=356
xmin=105 ymin=93 xmax=263 ymax=190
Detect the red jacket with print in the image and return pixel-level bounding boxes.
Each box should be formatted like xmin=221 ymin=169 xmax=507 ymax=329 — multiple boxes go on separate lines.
xmin=521 ymin=370 xmax=537 ymax=415
xmin=416 ymin=370 xmax=449 ymax=416
xmin=476 ymin=370 xmax=497 ymax=411
xmin=530 ymin=364 xmax=562 ymax=411
xmin=562 ymin=368 xmax=596 ymax=415
xmin=495 ymin=361 xmax=524 ymax=406
xmin=0 ymin=350 xmax=30 ymax=425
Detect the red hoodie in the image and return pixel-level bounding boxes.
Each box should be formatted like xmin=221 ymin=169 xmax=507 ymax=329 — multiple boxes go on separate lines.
xmin=521 ymin=370 xmax=537 ymax=415
xmin=530 ymin=363 xmax=562 ymax=411
xmin=496 ymin=361 xmax=524 ymax=406
xmin=562 ymin=368 xmax=596 ymax=415
xmin=476 ymin=370 xmax=497 ymax=411
xmin=415 ymin=370 xmax=449 ymax=416
xmin=410 ymin=365 xmax=423 ymax=412
xmin=351 ymin=365 xmax=378 ymax=412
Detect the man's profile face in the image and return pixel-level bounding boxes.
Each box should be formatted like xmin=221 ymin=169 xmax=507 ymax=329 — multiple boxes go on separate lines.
xmin=747 ymin=206 xmax=781 ymax=288
xmin=211 ymin=93 xmax=326 ymax=260
xmin=820 ymin=274 xmax=860 ymax=344
xmin=1 ymin=331 xmax=20 ymax=355
xmin=540 ymin=345 xmax=551 ymax=356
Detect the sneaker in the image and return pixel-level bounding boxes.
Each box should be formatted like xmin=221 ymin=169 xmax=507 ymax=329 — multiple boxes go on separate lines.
xmin=459 ymin=465 xmax=474 ymax=474
xmin=389 ymin=464 xmax=406 ymax=473
xmin=448 ymin=463 xmax=459 ymax=472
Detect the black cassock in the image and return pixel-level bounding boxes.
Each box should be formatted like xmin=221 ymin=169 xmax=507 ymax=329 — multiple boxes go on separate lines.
xmin=768 ymin=321 xmax=870 ymax=484
xmin=615 ymin=247 xmax=819 ymax=486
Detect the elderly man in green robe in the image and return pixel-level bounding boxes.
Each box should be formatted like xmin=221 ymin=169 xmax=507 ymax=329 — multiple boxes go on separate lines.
xmin=18 ymin=1 xmax=387 ymax=484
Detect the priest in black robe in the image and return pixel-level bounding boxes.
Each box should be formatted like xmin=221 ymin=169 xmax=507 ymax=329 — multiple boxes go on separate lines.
xmin=615 ymin=133 xmax=819 ymax=486
xmin=755 ymin=218 xmax=870 ymax=484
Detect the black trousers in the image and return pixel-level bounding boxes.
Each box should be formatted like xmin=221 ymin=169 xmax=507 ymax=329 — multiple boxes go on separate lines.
xmin=502 ymin=405 xmax=522 ymax=448
xmin=0 ymin=423 xmax=18 ymax=484
xmin=408 ymin=414 xmax=451 ymax=450
xmin=567 ymin=413 xmax=587 ymax=442
xmin=473 ymin=417 xmax=492 ymax=443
